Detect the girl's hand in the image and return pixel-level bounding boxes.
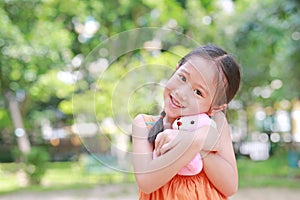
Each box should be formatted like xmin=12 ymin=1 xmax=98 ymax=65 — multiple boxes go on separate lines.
xmin=203 ymin=111 xmax=226 ymax=151
xmin=155 ymin=129 xmax=179 ymax=156
xmin=201 ymin=125 xmax=221 ymax=152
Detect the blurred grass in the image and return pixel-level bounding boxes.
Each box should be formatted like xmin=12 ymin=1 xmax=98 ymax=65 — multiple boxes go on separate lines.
xmin=0 ymin=149 xmax=300 ymax=195
xmin=0 ymin=161 xmax=135 ymax=195
xmin=237 ymin=147 xmax=300 ymax=188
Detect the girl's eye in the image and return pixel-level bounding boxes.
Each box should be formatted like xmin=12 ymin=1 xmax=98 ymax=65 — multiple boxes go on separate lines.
xmin=179 ymin=75 xmax=186 ymax=82
xmin=194 ymin=89 xmax=202 ymax=96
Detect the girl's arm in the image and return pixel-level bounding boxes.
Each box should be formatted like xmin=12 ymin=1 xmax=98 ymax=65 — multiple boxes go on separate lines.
xmin=202 ymin=111 xmax=238 ymax=197
xmin=154 ymin=112 xmax=238 ymax=196
xmin=155 ymin=115 xmax=220 ymax=156
xmin=132 ymin=114 xmax=209 ymax=194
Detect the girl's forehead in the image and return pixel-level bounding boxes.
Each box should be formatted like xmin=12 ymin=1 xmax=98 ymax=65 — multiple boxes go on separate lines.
xmin=183 ymin=57 xmax=219 ymax=82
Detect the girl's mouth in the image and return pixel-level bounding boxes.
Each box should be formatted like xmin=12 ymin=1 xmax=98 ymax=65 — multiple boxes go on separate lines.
xmin=170 ymin=95 xmax=184 ymax=109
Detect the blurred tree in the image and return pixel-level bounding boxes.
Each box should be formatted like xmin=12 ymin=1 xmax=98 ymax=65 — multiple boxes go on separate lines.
xmin=0 ymin=0 xmax=245 ymax=142
xmin=0 ymin=0 xmax=73 ymax=154
xmin=1 ymin=0 xmax=299 ymax=158
xmin=211 ymin=0 xmax=300 ymax=136
xmin=231 ymin=0 xmax=300 ymax=106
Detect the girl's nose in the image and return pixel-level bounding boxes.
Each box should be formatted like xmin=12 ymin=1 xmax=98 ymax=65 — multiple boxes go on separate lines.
xmin=174 ymin=85 xmax=189 ymax=101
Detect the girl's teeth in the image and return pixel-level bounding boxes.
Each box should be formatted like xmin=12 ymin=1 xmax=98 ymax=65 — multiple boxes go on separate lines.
xmin=171 ymin=96 xmax=183 ymax=108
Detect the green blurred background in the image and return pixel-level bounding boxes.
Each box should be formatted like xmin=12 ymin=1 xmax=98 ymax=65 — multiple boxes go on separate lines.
xmin=0 ymin=0 xmax=300 ymax=196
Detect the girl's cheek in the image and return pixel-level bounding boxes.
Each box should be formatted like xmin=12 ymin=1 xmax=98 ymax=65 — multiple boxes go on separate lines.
xmin=165 ymin=80 xmax=177 ymax=90
xmin=170 ymin=76 xmax=182 ymax=85
xmin=188 ymin=95 xmax=201 ymax=107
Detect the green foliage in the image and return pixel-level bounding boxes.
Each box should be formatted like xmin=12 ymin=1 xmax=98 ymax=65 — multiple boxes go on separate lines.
xmin=232 ymin=0 xmax=300 ymax=105
xmin=0 ymin=109 xmax=11 ymax=130
xmin=29 ymin=69 xmax=74 ymax=102
xmin=23 ymin=147 xmax=50 ymax=185
xmin=0 ymin=0 xmax=300 ymax=159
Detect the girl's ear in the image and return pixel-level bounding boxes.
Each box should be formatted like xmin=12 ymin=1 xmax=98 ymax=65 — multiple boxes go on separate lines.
xmin=208 ymin=104 xmax=227 ymax=116
xmin=176 ymin=64 xmax=179 ymax=70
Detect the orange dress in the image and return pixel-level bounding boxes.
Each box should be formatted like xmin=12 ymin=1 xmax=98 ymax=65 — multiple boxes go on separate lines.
xmin=139 ymin=115 xmax=227 ymax=200
xmin=138 ymin=172 xmax=227 ymax=200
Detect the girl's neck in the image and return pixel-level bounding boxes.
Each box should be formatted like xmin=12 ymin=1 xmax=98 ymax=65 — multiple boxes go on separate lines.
xmin=164 ymin=115 xmax=176 ymax=129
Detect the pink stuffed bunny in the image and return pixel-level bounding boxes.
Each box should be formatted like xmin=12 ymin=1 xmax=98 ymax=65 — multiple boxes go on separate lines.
xmin=153 ymin=113 xmax=214 ymax=176
xmin=172 ymin=113 xmax=213 ymax=176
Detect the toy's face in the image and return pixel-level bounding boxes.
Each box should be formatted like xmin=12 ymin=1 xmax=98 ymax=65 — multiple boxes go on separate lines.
xmin=172 ymin=115 xmax=201 ymax=131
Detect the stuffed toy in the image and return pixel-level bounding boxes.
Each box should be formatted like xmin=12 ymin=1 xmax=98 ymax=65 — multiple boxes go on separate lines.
xmin=172 ymin=113 xmax=213 ymax=176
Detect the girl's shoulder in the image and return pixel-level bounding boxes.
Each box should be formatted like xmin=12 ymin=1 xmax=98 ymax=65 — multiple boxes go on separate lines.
xmin=133 ymin=114 xmax=158 ymax=123
xmin=132 ymin=114 xmax=158 ymax=128
xmin=132 ymin=114 xmax=158 ymax=138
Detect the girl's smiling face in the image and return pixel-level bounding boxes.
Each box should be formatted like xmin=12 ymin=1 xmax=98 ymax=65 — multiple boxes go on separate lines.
xmin=164 ymin=56 xmax=222 ymax=118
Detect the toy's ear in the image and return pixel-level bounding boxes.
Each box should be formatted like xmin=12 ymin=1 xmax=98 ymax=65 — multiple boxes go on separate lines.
xmin=208 ymin=104 xmax=227 ymax=116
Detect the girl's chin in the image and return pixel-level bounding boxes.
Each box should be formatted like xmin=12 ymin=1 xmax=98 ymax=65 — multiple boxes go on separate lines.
xmin=165 ymin=107 xmax=183 ymax=118
xmin=165 ymin=107 xmax=200 ymax=118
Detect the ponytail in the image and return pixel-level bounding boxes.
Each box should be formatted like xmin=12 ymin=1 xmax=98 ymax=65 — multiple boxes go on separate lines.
xmin=148 ymin=111 xmax=166 ymax=147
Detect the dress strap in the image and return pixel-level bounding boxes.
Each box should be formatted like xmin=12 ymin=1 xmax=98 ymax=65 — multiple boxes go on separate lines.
xmin=142 ymin=115 xmax=155 ymax=131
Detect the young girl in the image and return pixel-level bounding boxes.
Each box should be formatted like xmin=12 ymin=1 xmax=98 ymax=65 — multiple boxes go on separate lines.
xmin=132 ymin=45 xmax=241 ymax=199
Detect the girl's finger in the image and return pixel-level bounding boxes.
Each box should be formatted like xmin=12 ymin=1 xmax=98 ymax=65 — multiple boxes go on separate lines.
xmin=155 ymin=132 xmax=166 ymax=155
xmin=159 ymin=136 xmax=179 ymax=155
xmin=154 ymin=132 xmax=162 ymax=148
